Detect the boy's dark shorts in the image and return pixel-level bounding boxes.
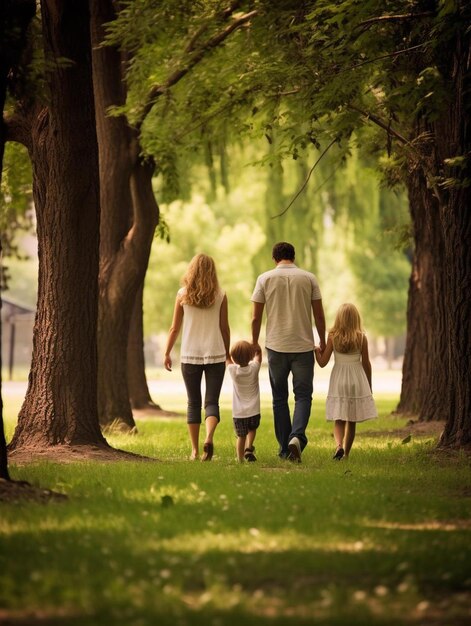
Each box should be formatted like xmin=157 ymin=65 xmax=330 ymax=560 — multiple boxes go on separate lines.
xmin=233 ymin=414 xmax=261 ymax=437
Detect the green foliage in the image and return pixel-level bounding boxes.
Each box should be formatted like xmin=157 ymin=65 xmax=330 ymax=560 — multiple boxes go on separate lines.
xmin=350 ymin=242 xmax=409 ymax=338
xmin=2 ymin=1 xmax=418 ymax=350
xmin=0 ymin=143 xmax=34 ymax=289
xmin=143 ymin=186 xmax=266 ymax=339
xmin=340 ymin=150 xmax=410 ymax=337
xmin=0 ymin=143 xmax=32 ymax=236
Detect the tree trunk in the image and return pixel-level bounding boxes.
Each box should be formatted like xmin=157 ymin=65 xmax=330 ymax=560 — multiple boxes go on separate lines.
xmin=436 ymin=25 xmax=471 ymax=448
xmin=396 ymin=168 xmax=447 ymax=420
xmin=9 ymin=0 xmax=107 ymax=450
xmin=385 ymin=337 xmax=394 ymax=370
xmin=91 ymin=0 xmax=159 ymax=431
xmin=0 ymin=0 xmax=37 ymax=474
xmin=400 ymin=13 xmax=471 ymax=445
xmin=438 ymin=179 xmax=471 ymax=446
xmin=0 ymin=254 xmax=9 ymax=479
xmin=127 ymin=283 xmax=161 ymax=410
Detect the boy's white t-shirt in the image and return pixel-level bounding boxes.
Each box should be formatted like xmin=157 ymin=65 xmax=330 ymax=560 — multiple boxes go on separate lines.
xmin=227 ymin=361 xmax=261 ymax=418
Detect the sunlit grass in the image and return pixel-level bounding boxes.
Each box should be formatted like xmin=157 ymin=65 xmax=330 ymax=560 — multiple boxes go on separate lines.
xmin=1 ymin=390 xmax=470 ymax=625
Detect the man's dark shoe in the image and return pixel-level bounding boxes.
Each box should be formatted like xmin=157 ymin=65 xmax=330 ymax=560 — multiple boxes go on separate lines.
xmin=288 ymin=437 xmax=302 ymax=463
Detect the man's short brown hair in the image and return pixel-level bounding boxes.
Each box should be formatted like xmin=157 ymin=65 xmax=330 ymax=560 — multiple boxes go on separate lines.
xmin=272 ymin=242 xmax=295 ymax=262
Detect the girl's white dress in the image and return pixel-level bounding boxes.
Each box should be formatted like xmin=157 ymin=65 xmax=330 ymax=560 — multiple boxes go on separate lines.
xmin=325 ymin=350 xmax=377 ymax=422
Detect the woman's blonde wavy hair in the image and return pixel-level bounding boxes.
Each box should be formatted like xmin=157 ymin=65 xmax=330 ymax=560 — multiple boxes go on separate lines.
xmin=329 ymin=303 xmax=364 ymax=353
xmin=181 ymin=253 xmax=220 ymax=308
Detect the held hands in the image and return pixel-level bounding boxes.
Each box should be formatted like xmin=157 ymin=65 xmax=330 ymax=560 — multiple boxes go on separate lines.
xmin=314 ymin=344 xmax=328 ymax=367
xmin=164 ymin=354 xmax=172 ymax=371
xmin=252 ymin=342 xmax=261 ymax=355
xmin=315 ymin=333 xmax=327 ymax=354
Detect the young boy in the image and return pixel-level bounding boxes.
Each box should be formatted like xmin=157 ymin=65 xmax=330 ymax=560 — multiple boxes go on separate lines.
xmin=226 ymin=341 xmax=262 ymax=462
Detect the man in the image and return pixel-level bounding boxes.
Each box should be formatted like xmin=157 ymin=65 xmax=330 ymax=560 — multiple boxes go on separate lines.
xmin=251 ymin=242 xmax=326 ymax=462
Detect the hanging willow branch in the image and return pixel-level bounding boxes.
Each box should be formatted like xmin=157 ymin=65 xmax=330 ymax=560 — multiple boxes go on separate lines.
xmin=271 ymin=137 xmax=338 ymax=219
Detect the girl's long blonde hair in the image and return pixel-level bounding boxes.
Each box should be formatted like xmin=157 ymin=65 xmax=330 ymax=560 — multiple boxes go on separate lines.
xmin=181 ymin=253 xmax=220 ymax=308
xmin=329 ymin=303 xmax=364 ymax=353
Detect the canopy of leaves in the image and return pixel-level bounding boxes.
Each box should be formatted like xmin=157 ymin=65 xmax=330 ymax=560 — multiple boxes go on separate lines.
xmin=103 ymin=0 xmax=419 ymax=343
xmin=0 ymin=143 xmax=33 ymax=289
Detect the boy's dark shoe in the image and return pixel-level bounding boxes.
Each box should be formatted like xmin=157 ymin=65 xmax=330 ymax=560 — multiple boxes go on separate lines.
xmin=244 ymin=446 xmax=257 ymax=462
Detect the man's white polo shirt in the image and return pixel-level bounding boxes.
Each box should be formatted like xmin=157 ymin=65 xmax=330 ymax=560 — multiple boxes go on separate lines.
xmin=251 ymin=263 xmax=322 ymax=353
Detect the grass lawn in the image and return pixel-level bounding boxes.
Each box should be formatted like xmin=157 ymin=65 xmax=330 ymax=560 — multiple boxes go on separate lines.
xmin=1 ymin=390 xmax=470 ymax=625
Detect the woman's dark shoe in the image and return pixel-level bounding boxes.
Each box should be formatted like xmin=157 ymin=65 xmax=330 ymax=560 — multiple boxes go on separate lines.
xmin=201 ymin=442 xmax=214 ymax=461
xmin=333 ymin=446 xmax=344 ymax=460
xmin=244 ymin=446 xmax=257 ymax=462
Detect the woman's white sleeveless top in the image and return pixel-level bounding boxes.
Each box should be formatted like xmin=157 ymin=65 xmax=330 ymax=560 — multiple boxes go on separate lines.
xmin=179 ymin=288 xmax=226 ymax=364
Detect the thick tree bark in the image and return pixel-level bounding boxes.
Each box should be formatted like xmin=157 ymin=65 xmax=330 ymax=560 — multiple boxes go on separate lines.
xmin=91 ymin=0 xmax=134 ymax=431
xmin=398 ymin=9 xmax=471 ymax=445
xmin=438 ymin=189 xmax=471 ymax=446
xmin=9 ymin=0 xmax=107 ymax=450
xmin=396 ymin=168 xmax=447 ymax=420
xmin=438 ymin=178 xmax=471 ymax=446
xmin=127 ymin=284 xmax=161 ymax=410
xmin=436 ymin=25 xmax=471 ymax=447
xmin=91 ymin=0 xmax=159 ymax=430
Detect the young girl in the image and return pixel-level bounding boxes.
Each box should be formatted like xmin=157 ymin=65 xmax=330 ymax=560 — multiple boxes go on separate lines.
xmin=315 ymin=303 xmax=376 ymax=460
xmin=164 ymin=254 xmax=230 ymax=461
xmin=226 ymin=341 xmax=262 ymax=462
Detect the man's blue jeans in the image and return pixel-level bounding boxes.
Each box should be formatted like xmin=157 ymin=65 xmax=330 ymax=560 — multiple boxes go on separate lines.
xmin=267 ymin=349 xmax=314 ymax=457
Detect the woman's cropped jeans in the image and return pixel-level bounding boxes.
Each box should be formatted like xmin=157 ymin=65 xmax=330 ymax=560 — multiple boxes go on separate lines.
xmin=181 ymin=362 xmax=226 ymax=424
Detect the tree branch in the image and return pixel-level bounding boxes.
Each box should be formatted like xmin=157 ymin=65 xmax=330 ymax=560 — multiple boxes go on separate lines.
xmin=136 ymin=8 xmax=258 ymax=130
xmin=220 ymin=0 xmax=243 ymax=19
xmin=347 ymin=105 xmax=410 ymax=146
xmin=268 ymin=88 xmax=300 ymax=97
xmin=184 ymin=23 xmax=209 ymax=53
xmin=184 ymin=2 xmax=244 ymax=55
xmin=272 ymin=137 xmax=338 ymax=219
xmin=343 ymin=43 xmax=427 ymax=73
xmin=174 ymin=84 xmax=262 ymax=140
xmin=358 ymin=12 xmax=435 ymax=28
xmin=349 ymin=105 xmax=444 ymax=203
xmin=3 ymin=111 xmax=33 ymax=150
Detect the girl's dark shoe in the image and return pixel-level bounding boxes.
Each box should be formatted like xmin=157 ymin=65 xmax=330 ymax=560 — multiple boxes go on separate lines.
xmin=201 ymin=442 xmax=213 ymax=461
xmin=244 ymin=446 xmax=257 ymax=462
xmin=333 ymin=446 xmax=344 ymax=460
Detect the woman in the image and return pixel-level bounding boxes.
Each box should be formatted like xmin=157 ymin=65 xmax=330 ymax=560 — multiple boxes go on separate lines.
xmin=164 ymin=254 xmax=230 ymax=461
